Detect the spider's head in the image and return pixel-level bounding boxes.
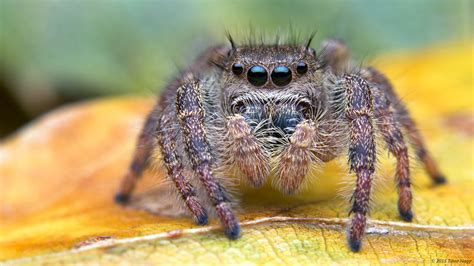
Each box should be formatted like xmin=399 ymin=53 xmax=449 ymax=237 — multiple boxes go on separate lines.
xmin=216 ymin=36 xmax=325 ymax=135
xmin=221 ymin=40 xmax=319 ymax=90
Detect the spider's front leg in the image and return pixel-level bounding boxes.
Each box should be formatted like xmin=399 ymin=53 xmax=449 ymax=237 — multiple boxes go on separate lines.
xmin=176 ymin=79 xmax=240 ymax=239
xmin=343 ymin=75 xmax=377 ymax=252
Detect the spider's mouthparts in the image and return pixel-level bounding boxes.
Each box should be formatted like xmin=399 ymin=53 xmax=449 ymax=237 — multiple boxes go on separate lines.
xmin=272 ymin=104 xmax=306 ymax=135
xmin=233 ymin=98 xmax=313 ymax=136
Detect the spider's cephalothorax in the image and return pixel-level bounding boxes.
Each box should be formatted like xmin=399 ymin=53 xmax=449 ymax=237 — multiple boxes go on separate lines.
xmin=115 ymin=35 xmax=447 ymax=252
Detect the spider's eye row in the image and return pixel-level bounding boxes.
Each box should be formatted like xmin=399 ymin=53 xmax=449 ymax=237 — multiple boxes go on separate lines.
xmin=236 ymin=63 xmax=307 ymax=87
xmin=296 ymin=61 xmax=308 ymax=74
xmin=232 ymin=63 xmax=244 ymax=75
xmin=247 ymin=65 xmax=268 ymax=86
xmin=271 ymin=65 xmax=292 ymax=86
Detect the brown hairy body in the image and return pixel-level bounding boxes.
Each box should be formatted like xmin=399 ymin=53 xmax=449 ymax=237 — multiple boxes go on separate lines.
xmin=115 ymin=35 xmax=446 ymax=252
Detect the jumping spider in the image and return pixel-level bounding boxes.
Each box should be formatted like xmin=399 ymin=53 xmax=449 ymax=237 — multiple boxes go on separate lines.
xmin=115 ymin=35 xmax=446 ymax=252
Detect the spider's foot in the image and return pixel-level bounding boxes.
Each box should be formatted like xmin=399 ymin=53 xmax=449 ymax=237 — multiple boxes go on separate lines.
xmin=216 ymin=202 xmax=241 ymax=240
xmin=114 ymin=192 xmax=130 ymax=205
xmin=432 ymin=175 xmax=447 ymax=185
xmin=195 ymin=214 xmax=209 ymax=226
xmin=399 ymin=208 xmax=413 ymax=222
xmin=225 ymin=222 xmax=241 ymax=240
xmin=348 ymin=238 xmax=361 ymax=252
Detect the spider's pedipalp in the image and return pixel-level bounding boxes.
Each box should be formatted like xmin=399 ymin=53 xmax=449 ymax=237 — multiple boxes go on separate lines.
xmin=225 ymin=114 xmax=270 ymax=187
xmin=274 ymin=120 xmax=317 ymax=194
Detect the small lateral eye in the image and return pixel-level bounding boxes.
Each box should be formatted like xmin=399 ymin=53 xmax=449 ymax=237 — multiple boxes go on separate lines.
xmin=247 ymin=65 xmax=268 ymax=86
xmin=296 ymin=61 xmax=308 ymax=74
xmin=232 ymin=63 xmax=244 ymax=75
xmin=271 ymin=65 xmax=292 ymax=86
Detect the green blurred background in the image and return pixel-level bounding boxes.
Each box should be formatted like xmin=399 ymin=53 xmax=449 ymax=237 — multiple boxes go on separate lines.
xmin=0 ymin=0 xmax=471 ymax=137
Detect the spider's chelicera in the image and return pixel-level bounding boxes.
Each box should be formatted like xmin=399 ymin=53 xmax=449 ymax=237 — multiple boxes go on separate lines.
xmin=115 ymin=35 xmax=447 ymax=252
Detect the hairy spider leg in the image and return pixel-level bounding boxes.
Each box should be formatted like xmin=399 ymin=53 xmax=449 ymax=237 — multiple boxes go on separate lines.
xmin=344 ymin=75 xmax=377 ymax=252
xmin=115 ymin=107 xmax=160 ymax=203
xmin=363 ymin=67 xmax=447 ymax=184
xmin=176 ymin=80 xmax=241 ymax=239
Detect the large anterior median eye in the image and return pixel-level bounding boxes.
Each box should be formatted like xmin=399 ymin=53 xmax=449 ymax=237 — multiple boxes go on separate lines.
xmin=247 ymin=65 xmax=268 ymax=86
xmin=271 ymin=65 xmax=292 ymax=86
